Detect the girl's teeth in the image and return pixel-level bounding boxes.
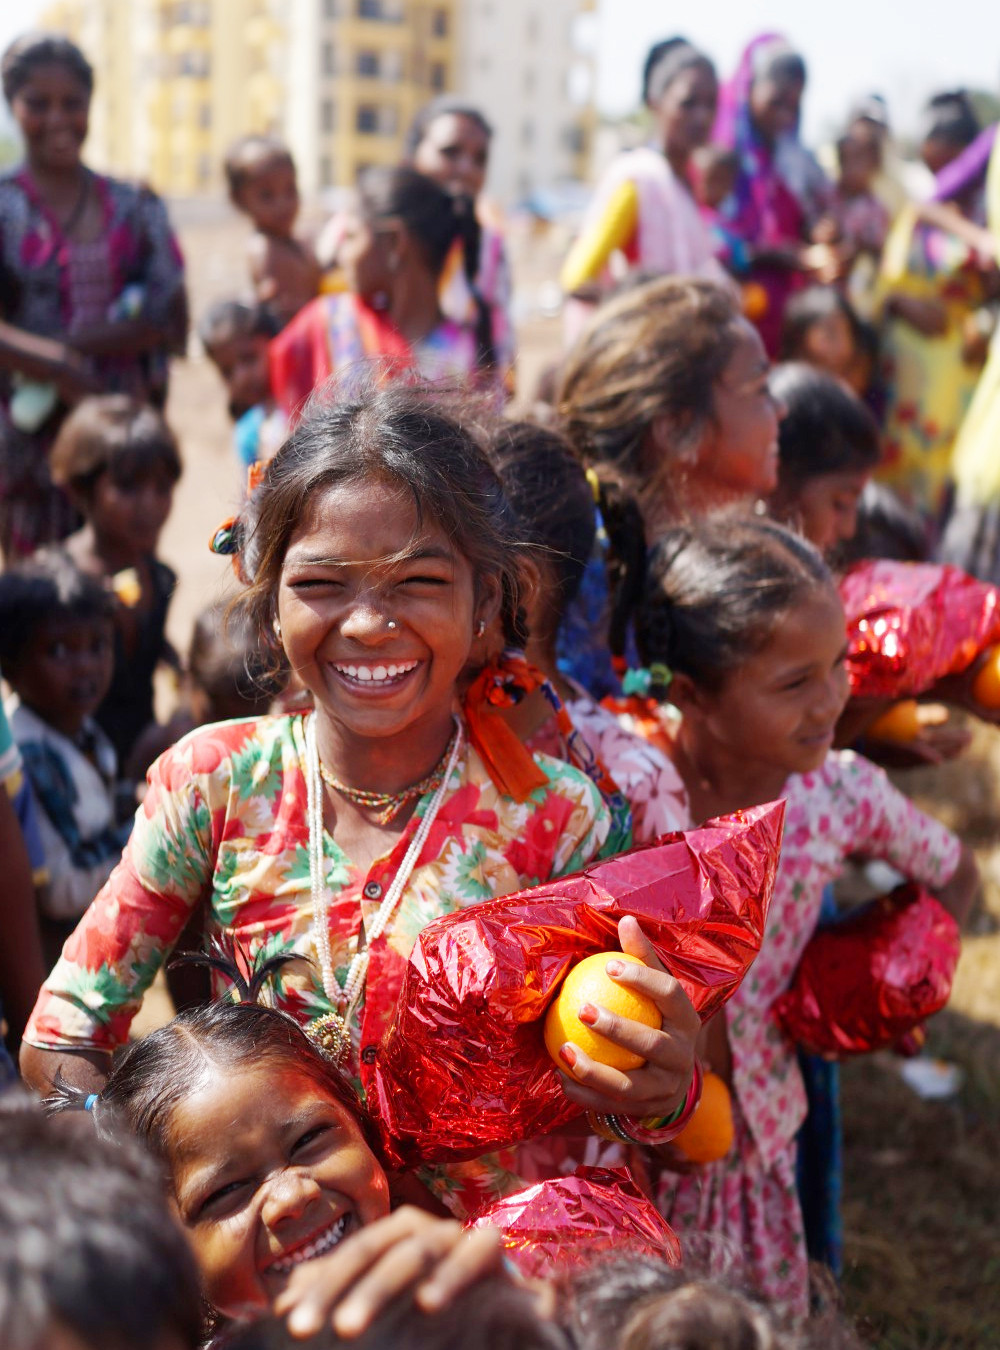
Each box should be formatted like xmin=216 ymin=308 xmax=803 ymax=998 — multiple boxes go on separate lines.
xmin=270 ymin=1214 xmax=348 ymax=1274
xmin=336 ymin=661 xmax=417 ymax=683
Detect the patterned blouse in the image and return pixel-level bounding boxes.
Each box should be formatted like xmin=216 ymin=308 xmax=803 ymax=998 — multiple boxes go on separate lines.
xmin=25 ymin=713 xmax=611 ymax=1210
xmin=0 ymin=167 xmax=185 ymax=407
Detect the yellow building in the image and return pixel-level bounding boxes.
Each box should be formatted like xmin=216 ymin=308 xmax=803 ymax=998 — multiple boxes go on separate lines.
xmin=37 ymin=0 xmax=457 ymax=197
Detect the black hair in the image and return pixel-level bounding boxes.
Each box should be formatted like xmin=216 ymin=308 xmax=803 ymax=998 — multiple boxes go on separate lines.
xmin=189 ymin=600 xmax=288 ymax=719
xmin=839 ymin=482 xmax=930 ymax=565
xmin=1 ymin=31 xmax=93 ymax=104
xmin=232 ymin=381 xmax=526 ymax=657
xmin=751 ymin=40 xmax=807 ymax=89
xmin=637 ymin=514 xmax=833 ymax=694
xmin=488 ymin=421 xmax=596 ymax=636
xmin=358 ymin=166 xmax=495 ymax=368
xmin=403 ymin=96 xmax=493 ymax=161
xmin=227 ymin=1275 xmax=569 ymax=1350
xmin=224 ymin=133 xmax=295 ymax=203
xmin=0 ymin=1093 xmax=202 ymax=1350
xmin=48 ymin=1000 xmax=379 ymax=1167
xmin=560 ymin=1254 xmax=861 ymax=1350
xmin=779 ymin=286 xmax=860 ymax=364
xmin=770 ymin=363 xmax=881 ymax=487
xmin=198 ymin=298 xmax=282 ymax=351
xmin=640 ymin=36 xmax=713 ymax=108
xmin=921 ymin=90 xmax=980 ymax=150
xmin=0 ymin=549 xmax=114 ymax=674
xmin=48 ymin=394 xmax=182 ymax=499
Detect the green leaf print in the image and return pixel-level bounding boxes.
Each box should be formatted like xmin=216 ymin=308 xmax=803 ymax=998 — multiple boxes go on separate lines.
xmin=453 ymin=841 xmax=493 ymax=901
xmin=229 ymin=742 xmax=283 ymax=804
xmin=62 ymin=963 xmax=137 ymax=1023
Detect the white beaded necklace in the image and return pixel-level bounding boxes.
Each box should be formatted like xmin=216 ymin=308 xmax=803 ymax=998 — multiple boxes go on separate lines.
xmin=306 ymin=712 xmax=463 ymax=1021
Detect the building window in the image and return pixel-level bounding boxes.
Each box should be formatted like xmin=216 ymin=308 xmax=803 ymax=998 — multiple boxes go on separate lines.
xmin=321 ymin=99 xmax=336 ymax=132
xmin=432 ymin=8 xmax=448 ymax=36
xmin=356 ymin=103 xmax=379 ymax=133
xmin=322 ymin=41 xmax=336 ymax=74
xmin=198 ymin=102 xmax=212 ymax=129
xmin=357 ymin=49 xmax=379 ymax=76
xmin=430 ymin=61 xmax=446 ymax=92
xmin=324 ymin=0 xmax=338 ymax=14
xmin=357 ymin=0 xmax=383 ymax=17
xmin=320 ymin=155 xmax=335 ymax=187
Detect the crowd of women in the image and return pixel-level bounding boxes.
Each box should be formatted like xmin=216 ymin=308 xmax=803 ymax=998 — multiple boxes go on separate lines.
xmin=1 ymin=21 xmax=999 ymax=1350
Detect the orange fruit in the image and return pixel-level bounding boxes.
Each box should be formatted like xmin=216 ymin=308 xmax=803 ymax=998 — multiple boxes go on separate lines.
xmin=972 ymin=644 xmax=1000 ymax=709
xmin=867 ymin=699 xmax=922 ymax=743
xmin=673 ymin=1071 xmax=735 ymax=1163
xmin=741 ymin=281 xmax=769 ymax=321
xmin=544 ymin=952 xmax=659 ymax=1072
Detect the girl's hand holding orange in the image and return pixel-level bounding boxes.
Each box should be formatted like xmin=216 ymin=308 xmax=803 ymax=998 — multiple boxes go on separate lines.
xmin=551 ymin=916 xmax=701 ymax=1124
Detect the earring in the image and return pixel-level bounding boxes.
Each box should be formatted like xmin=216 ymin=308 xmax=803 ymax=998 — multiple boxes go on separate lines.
xmin=387 ymin=619 xmax=398 ymax=631
xmin=273 ymin=617 xmax=282 ymax=639
xmin=474 ymin=619 xmax=486 ymax=638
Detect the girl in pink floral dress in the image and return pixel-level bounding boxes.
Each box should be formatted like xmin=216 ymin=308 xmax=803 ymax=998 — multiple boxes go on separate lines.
xmin=629 ymin=514 xmax=977 ymax=1319
xmin=22 ymin=384 xmax=701 ymax=1218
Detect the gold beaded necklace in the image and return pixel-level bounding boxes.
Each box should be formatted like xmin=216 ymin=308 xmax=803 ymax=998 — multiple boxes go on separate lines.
xmin=317 ymin=724 xmax=459 ymax=825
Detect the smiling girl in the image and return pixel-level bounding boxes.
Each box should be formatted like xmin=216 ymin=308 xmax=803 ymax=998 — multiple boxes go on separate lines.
xmin=22 ymin=385 xmax=700 ymax=1214
xmin=629 ymin=514 xmax=976 ymax=1317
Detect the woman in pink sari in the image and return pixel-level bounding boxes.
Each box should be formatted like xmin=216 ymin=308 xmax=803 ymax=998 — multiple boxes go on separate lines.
xmin=713 ymin=34 xmax=831 ymax=356
xmin=270 ymin=168 xmax=501 ymax=420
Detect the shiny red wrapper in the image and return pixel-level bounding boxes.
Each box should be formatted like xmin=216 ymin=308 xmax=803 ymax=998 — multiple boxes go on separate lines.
xmin=840 ymin=559 xmax=1000 ymax=699
xmin=772 ymin=884 xmax=961 ymax=1058
xmin=468 ymin=1167 xmax=682 ymax=1277
xmin=371 ymin=802 xmax=784 ymax=1166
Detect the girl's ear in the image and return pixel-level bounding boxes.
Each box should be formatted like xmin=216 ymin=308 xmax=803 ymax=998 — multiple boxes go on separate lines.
xmin=665 ymin=670 xmax=709 ymax=717
xmin=474 ymin=571 xmax=504 ymax=632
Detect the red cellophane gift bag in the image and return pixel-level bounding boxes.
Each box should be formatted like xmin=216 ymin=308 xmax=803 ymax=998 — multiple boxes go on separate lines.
xmin=468 ymin=1166 xmax=682 ymax=1277
xmin=840 ymin=559 xmax=1000 ymax=699
xmin=371 ymin=802 xmax=784 ymax=1167
xmin=772 ymin=883 xmax=961 ymax=1057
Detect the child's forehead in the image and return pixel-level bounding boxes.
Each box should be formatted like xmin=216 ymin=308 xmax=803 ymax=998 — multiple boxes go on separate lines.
xmin=286 ymin=479 xmax=456 ymax=563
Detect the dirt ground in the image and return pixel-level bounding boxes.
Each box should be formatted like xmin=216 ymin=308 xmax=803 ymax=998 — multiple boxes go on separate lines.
xmin=158 ymin=205 xmax=1000 ymax=1350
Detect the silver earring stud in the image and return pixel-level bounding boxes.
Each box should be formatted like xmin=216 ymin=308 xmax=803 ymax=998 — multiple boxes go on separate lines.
xmin=475 ymin=619 xmax=486 ymax=638
xmin=387 ymin=619 xmax=398 ymax=631
xmin=273 ymin=617 xmax=282 ymax=638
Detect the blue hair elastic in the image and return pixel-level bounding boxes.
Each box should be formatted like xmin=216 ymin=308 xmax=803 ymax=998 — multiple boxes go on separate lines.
xmin=84 ymin=1094 xmax=99 ymax=1112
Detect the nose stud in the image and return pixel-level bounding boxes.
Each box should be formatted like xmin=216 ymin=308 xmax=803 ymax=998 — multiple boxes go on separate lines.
xmin=387 ymin=619 xmax=398 ymax=631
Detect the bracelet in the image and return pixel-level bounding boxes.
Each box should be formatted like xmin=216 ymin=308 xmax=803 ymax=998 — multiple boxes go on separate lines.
xmin=586 ymin=1060 xmax=704 ymax=1148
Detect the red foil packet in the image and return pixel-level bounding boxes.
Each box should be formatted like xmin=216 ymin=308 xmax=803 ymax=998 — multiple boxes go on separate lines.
xmin=840 ymin=559 xmax=1000 ymax=699
xmin=468 ymin=1167 xmax=682 ymax=1277
xmin=371 ymin=802 xmax=784 ymax=1166
xmin=772 ymin=884 xmax=961 ymax=1058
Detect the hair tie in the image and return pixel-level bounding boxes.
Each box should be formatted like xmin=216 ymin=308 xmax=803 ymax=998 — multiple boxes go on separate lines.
xmin=209 ymin=516 xmax=243 ymax=556
xmin=621 ymin=663 xmax=672 ymax=697
xmin=84 ymin=1094 xmax=99 ymax=1112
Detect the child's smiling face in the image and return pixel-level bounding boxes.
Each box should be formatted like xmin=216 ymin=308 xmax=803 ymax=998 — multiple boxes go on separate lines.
xmin=276 ymin=477 xmax=494 ymax=749
xmin=168 ymin=1062 xmax=389 ymax=1319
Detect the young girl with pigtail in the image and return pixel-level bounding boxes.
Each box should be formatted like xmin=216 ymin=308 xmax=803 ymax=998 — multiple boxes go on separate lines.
xmin=627 ymin=514 xmax=976 ymax=1319
xmin=22 ymin=383 xmax=700 ymax=1216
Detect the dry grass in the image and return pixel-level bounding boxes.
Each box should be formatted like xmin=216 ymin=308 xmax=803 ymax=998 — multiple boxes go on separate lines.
xmin=838 ymin=724 xmax=1000 ymax=1347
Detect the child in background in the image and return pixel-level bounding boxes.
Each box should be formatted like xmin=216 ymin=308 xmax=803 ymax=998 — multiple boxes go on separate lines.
xmin=813 ymin=132 xmax=889 ymax=268
xmin=188 ymin=601 xmax=289 ymax=725
xmin=225 ymin=135 xmax=321 ymax=329
xmin=766 ymin=362 xmax=880 ymax=557
xmin=48 ymin=395 xmax=181 ymax=778
xmin=778 ymin=286 xmax=868 ymax=393
xmin=199 ymin=300 xmax=286 ymax=471
xmin=691 ymin=144 xmax=749 ymax=276
xmin=489 ymin=421 xmax=690 ymax=840
xmin=631 ymin=515 xmax=976 ymax=1318
xmin=0 ymin=1095 xmax=202 ymax=1350
xmin=0 ymin=552 xmax=130 ymax=956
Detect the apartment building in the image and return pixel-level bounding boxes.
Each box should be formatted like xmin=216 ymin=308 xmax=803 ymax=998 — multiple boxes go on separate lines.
xmin=37 ymin=0 xmax=592 ymax=203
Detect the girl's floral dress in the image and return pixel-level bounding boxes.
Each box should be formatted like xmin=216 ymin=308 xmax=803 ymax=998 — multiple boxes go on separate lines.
xmin=655 ymin=749 xmax=961 ymax=1320
xmin=25 ymin=712 xmax=611 ymax=1216
xmin=0 ymin=167 xmax=186 ymax=554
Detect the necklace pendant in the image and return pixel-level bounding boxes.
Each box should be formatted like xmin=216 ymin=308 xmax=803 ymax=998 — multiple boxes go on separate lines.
xmin=307 ymin=1010 xmax=350 ymax=1065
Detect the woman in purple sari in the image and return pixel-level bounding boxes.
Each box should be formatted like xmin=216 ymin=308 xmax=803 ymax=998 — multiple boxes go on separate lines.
xmin=714 ymin=33 xmax=831 ymax=356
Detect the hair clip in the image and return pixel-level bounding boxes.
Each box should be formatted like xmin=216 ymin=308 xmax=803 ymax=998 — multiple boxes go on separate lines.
xmin=209 ymin=516 xmax=244 ymax=556
xmin=84 ymin=1093 xmax=99 ymax=1112
xmin=584 ymin=466 xmax=609 ymax=546
xmin=621 ymin=663 xmax=672 ymax=697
